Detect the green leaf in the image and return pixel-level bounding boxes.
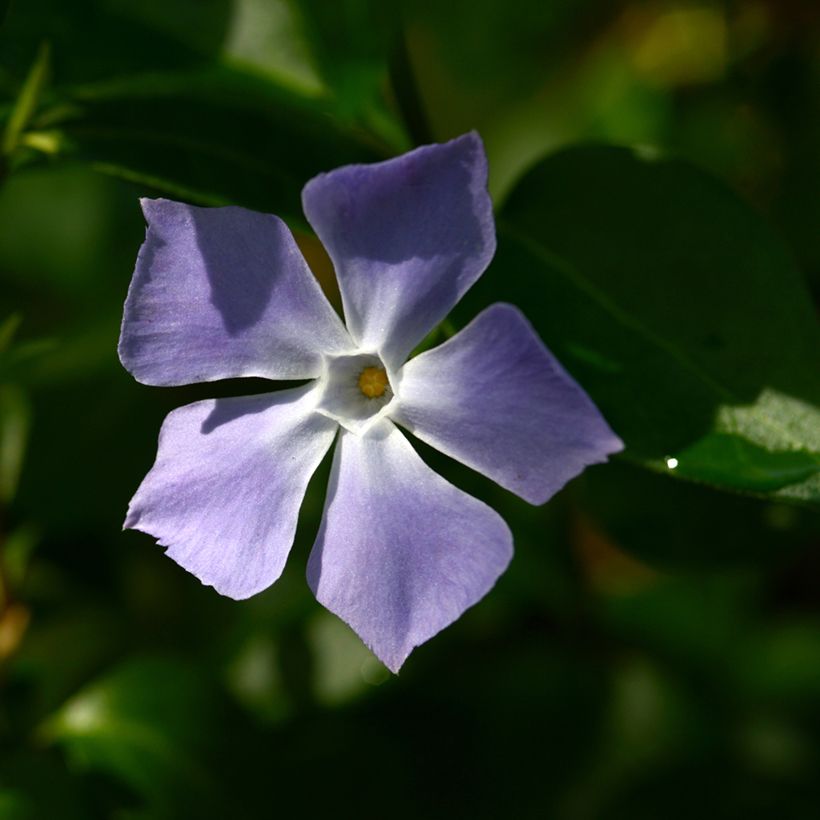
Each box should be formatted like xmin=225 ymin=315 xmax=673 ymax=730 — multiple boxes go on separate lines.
xmin=462 ymin=145 xmax=820 ymax=505
xmin=0 ymin=314 xmax=21 ymax=353
xmin=29 ymin=68 xmax=385 ymax=224
xmin=0 ymin=384 xmax=30 ymax=503
xmin=296 ymin=0 xmax=409 ymax=149
xmin=2 ymin=42 xmax=49 ymax=156
xmin=732 ymin=622 xmax=820 ymax=704
xmin=0 ymin=791 xmax=33 ymax=820
xmin=0 ymin=752 xmax=98 ymax=820
xmin=0 ymin=0 xmax=231 ymax=85
xmin=672 ymin=433 xmax=820 ymax=493
xmin=44 ymin=657 xmax=226 ymax=816
xmin=578 ymin=461 xmax=814 ymax=572
xmin=0 ymin=1 xmax=392 ymax=213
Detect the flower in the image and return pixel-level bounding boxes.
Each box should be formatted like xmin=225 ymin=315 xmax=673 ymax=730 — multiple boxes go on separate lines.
xmin=119 ymin=132 xmax=622 ymax=672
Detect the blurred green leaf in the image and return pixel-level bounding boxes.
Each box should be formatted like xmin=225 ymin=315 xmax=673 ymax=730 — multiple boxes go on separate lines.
xmin=0 ymin=752 xmax=97 ymax=820
xmin=732 ymin=622 xmax=820 ymax=705
xmin=0 ymin=339 xmax=58 ymax=382
xmin=597 ymin=572 xmax=760 ymax=679
xmin=563 ymin=655 xmax=707 ymax=820
xmin=28 ymin=68 xmax=384 ymax=223
xmin=0 ymin=315 xmax=58 ymax=389
xmin=2 ymin=524 xmax=37 ymax=588
xmin=219 ymin=0 xmax=325 ymax=95
xmin=308 ymin=610 xmax=389 ymax=706
xmin=2 ymin=42 xmax=49 ymax=157
xmin=297 ymin=0 xmax=409 ymax=149
xmin=0 ymin=315 xmax=20 ymax=354
xmin=0 ymin=384 xmax=29 ymax=503
xmin=11 ymin=607 xmax=125 ymax=717
xmin=0 ymin=0 xmax=231 ymax=85
xmin=464 ymin=146 xmax=820 ymax=505
xmin=100 ymin=0 xmax=233 ymax=59
xmin=45 ymin=657 xmax=224 ymax=816
xmin=735 ymin=715 xmax=814 ymax=781
xmin=579 ymin=461 xmax=814 ymax=572
xmin=0 ymin=791 xmax=32 ymax=820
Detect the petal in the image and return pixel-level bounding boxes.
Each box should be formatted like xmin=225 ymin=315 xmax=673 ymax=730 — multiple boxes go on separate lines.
xmin=301 ymin=132 xmax=496 ymax=370
xmin=393 ymin=303 xmax=624 ymax=505
xmin=125 ymin=385 xmax=337 ymax=599
xmin=307 ymin=421 xmax=512 ymax=673
xmin=119 ymin=199 xmax=352 ymax=386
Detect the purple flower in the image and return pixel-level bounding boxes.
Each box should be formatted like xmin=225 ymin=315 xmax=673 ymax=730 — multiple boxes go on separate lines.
xmin=119 ymin=132 xmax=622 ymax=672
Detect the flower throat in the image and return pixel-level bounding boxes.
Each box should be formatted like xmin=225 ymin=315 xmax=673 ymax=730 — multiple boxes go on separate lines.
xmin=358 ymin=366 xmax=388 ymax=398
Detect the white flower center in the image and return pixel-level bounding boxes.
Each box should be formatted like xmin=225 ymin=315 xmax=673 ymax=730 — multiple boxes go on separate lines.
xmin=315 ymin=351 xmax=397 ymax=434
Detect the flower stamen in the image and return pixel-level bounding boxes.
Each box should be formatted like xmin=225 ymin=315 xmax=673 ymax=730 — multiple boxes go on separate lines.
xmin=358 ymin=366 xmax=389 ymax=399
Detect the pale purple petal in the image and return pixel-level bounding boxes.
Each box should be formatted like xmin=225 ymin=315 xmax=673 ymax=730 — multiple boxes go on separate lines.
xmin=119 ymin=199 xmax=352 ymax=386
xmin=125 ymin=385 xmax=337 ymax=599
xmin=394 ymin=303 xmax=623 ymax=505
xmin=301 ymin=132 xmax=495 ymax=370
xmin=307 ymin=421 xmax=512 ymax=673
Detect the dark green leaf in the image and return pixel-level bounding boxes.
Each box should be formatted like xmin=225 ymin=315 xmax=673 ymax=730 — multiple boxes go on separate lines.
xmin=0 ymin=0 xmax=231 ymax=85
xmin=45 ymin=657 xmax=226 ymax=816
xmin=297 ymin=0 xmax=409 ymax=149
xmin=0 ymin=750 xmax=100 ymax=820
xmin=0 ymin=384 xmax=29 ymax=503
xmin=0 ymin=314 xmax=21 ymax=353
xmin=28 ymin=69 xmax=385 ymax=224
xmin=461 ymin=146 xmax=820 ymax=505
xmin=672 ymin=434 xmax=820 ymax=493
xmin=731 ymin=622 xmax=820 ymax=705
xmin=578 ymin=461 xmax=814 ymax=572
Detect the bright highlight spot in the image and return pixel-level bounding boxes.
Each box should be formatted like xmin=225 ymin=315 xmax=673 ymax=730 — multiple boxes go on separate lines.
xmin=666 ymin=457 xmax=679 ymax=469
xmin=61 ymin=692 xmax=107 ymax=732
xmin=358 ymin=366 xmax=388 ymax=399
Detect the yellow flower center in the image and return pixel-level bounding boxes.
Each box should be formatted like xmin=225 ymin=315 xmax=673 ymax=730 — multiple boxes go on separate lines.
xmin=358 ymin=366 xmax=389 ymax=399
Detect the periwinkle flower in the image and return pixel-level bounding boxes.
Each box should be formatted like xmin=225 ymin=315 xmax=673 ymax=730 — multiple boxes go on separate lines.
xmin=119 ymin=133 xmax=622 ymax=672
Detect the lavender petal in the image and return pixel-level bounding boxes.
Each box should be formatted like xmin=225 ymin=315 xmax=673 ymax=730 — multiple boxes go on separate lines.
xmin=394 ymin=303 xmax=624 ymax=504
xmin=119 ymin=199 xmax=352 ymax=386
xmin=302 ymin=132 xmax=496 ymax=370
xmin=125 ymin=385 xmax=337 ymax=599
xmin=307 ymin=421 xmax=512 ymax=672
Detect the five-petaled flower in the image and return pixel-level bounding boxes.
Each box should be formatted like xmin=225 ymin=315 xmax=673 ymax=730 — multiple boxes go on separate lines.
xmin=119 ymin=132 xmax=622 ymax=672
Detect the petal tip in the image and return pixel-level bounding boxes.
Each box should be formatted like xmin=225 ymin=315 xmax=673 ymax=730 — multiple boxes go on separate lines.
xmin=138 ymin=196 xmax=163 ymax=219
xmin=455 ymin=129 xmax=486 ymax=159
xmin=608 ymin=433 xmax=626 ymax=456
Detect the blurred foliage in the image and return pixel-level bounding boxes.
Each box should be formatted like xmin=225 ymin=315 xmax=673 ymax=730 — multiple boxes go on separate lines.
xmin=0 ymin=0 xmax=819 ymax=817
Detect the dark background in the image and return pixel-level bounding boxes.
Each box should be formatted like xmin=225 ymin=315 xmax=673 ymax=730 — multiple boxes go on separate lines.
xmin=1 ymin=1 xmax=819 ymax=818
